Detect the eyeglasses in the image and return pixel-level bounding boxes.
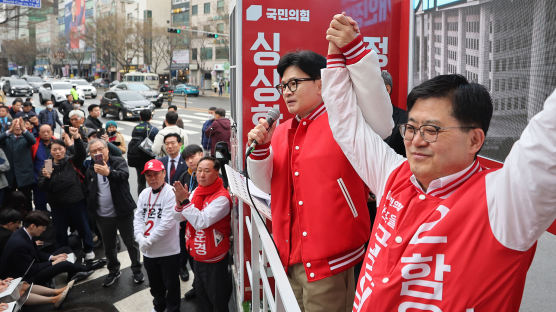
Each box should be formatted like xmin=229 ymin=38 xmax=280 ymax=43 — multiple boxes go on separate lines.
xmin=275 ymin=78 xmax=317 ymax=94
xmin=399 ymin=123 xmax=477 ymax=143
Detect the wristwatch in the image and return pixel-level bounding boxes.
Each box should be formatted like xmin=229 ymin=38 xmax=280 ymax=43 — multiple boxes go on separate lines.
xmin=180 ymin=198 xmax=190 ymax=206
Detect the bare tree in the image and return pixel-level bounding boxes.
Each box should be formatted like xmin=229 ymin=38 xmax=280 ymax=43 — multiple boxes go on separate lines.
xmin=84 ymin=15 xmax=145 ymax=74
xmin=2 ymin=38 xmax=36 ymax=74
xmin=150 ymin=26 xmax=171 ymax=74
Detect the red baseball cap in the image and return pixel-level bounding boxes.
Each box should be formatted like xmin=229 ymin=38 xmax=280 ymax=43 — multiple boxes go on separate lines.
xmin=142 ymin=159 xmax=165 ymax=174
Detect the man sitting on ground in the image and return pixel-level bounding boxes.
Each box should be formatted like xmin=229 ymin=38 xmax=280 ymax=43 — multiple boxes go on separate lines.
xmin=0 ymin=211 xmax=93 ymax=285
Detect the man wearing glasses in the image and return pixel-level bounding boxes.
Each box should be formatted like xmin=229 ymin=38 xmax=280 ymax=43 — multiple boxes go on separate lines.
xmin=85 ymin=139 xmax=144 ymax=288
xmin=246 ymin=16 xmax=393 ymax=312
xmin=324 ymin=14 xmax=556 ymax=312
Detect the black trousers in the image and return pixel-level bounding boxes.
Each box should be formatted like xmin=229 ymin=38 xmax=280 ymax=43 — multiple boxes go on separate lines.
xmin=135 ymin=167 xmax=147 ymax=196
xmin=96 ymin=214 xmax=142 ymax=274
xmin=51 ymin=200 xmax=94 ymax=253
xmin=30 ymin=247 xmax=85 ymax=285
xmin=144 ymin=254 xmax=181 ymax=312
xmin=193 ymin=256 xmax=232 ymax=312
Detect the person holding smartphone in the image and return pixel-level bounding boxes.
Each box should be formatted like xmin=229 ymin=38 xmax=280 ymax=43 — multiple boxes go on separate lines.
xmin=38 ymin=126 xmax=96 ymax=261
xmin=85 ymin=138 xmax=143 ymax=287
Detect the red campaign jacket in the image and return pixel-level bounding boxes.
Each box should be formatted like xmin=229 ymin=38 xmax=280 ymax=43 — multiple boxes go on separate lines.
xmin=354 ymin=161 xmax=536 ymax=312
xmin=252 ymin=104 xmax=371 ymax=282
xmin=185 ymin=186 xmax=232 ymax=263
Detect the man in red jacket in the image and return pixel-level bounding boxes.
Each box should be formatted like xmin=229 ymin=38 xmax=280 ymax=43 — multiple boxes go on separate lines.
xmin=174 ymin=156 xmax=232 ymax=312
xmin=245 ymin=17 xmax=393 ymax=311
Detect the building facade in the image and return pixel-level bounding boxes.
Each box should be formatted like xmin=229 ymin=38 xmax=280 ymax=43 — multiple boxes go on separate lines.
xmin=413 ymin=0 xmax=556 ymax=161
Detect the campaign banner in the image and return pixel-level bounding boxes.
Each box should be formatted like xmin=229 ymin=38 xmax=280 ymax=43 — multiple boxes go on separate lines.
xmin=64 ymin=0 xmax=86 ymax=50
xmin=241 ymin=0 xmax=410 ymax=145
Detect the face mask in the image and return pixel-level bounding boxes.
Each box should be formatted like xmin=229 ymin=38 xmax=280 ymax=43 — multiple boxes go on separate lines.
xmin=47 ymin=104 xmax=53 ymax=109
xmin=107 ymin=131 xmax=116 ymax=136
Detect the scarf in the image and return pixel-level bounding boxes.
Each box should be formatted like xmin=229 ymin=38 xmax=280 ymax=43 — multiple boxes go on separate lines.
xmin=191 ymin=177 xmax=224 ymax=209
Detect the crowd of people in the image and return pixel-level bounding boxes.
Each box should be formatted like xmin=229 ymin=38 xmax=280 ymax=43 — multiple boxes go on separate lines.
xmin=0 ymin=86 xmax=234 ymax=311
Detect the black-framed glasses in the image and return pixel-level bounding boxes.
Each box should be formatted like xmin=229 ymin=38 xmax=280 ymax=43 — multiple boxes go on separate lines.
xmin=399 ymin=123 xmax=477 ymax=143
xmin=275 ymin=78 xmax=317 ymax=94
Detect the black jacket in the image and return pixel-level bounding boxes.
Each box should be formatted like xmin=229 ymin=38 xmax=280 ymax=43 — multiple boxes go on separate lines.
xmin=85 ymin=155 xmax=136 ymax=217
xmin=127 ymin=122 xmax=158 ymax=168
xmin=384 ymin=105 xmax=407 ymax=157
xmin=0 ymin=131 xmax=36 ymax=187
xmin=0 ymin=227 xmax=12 ymax=258
xmin=38 ymin=138 xmax=87 ymax=206
xmin=0 ymin=228 xmax=51 ymax=279
xmin=158 ymin=155 xmax=187 ymax=185
xmin=58 ymin=101 xmax=73 ymax=125
xmin=84 ymin=116 xmax=102 ymax=130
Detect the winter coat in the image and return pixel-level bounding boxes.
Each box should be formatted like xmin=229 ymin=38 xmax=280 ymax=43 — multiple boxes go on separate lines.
xmin=205 ymin=118 xmax=231 ymax=156
xmin=0 ymin=131 xmax=36 ymax=187
xmin=0 ymin=148 xmax=10 ymax=190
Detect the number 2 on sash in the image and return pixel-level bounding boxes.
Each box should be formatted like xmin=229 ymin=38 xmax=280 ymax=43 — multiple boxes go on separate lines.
xmin=144 ymin=220 xmax=154 ymax=236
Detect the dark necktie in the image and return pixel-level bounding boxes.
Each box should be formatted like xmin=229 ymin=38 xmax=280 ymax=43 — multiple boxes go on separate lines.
xmin=170 ymin=159 xmax=176 ymax=182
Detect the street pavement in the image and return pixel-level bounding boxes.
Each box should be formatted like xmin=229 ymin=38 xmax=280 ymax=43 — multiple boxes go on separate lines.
xmin=4 ymin=91 xmax=555 ymax=311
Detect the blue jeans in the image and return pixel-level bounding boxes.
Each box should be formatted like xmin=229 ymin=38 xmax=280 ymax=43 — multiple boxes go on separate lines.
xmin=50 ymin=199 xmax=94 ymax=253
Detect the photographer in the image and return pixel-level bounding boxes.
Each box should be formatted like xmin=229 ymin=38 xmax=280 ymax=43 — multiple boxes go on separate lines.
xmin=38 ymin=127 xmax=95 ymax=260
xmin=105 ymin=121 xmax=126 ymax=154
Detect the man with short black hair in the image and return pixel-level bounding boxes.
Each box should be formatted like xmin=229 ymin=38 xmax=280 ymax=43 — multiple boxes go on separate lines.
xmin=205 ymin=108 xmax=230 ymax=157
xmin=128 ymin=109 xmax=159 ymax=195
xmin=174 ymin=156 xmax=232 ymax=312
xmin=58 ymin=94 xmax=74 ymax=125
xmin=38 ymin=99 xmax=62 ymax=131
xmin=201 ymin=107 xmax=216 ymax=151
xmin=158 ymin=133 xmax=186 ymax=185
xmin=246 ymin=14 xmax=393 ymax=312
xmin=16 ymin=101 xmax=36 ymax=119
xmin=323 ymin=14 xmax=556 ymax=312
xmin=166 ymin=105 xmax=184 ymax=129
xmin=152 ymin=111 xmax=189 ymax=157
xmin=0 ymin=209 xmax=22 ymax=255
xmin=0 ymin=106 xmax=12 ymax=133
xmin=9 ymin=98 xmax=23 ymax=119
xmin=0 ymin=211 xmax=93 ymax=284
xmin=84 ymin=104 xmax=103 ymax=130
xmin=381 ymin=70 xmax=407 ymax=157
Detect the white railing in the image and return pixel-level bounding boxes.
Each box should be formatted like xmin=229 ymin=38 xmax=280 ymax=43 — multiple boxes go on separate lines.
xmin=226 ymin=165 xmax=300 ymax=312
xmin=245 ymin=204 xmax=300 ymax=312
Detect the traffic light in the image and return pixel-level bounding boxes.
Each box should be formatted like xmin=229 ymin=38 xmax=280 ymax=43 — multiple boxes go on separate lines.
xmin=206 ymin=33 xmax=219 ymax=38
xmin=168 ymin=28 xmax=181 ymax=34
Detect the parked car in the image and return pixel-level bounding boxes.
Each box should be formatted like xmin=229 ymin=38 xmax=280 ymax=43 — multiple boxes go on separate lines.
xmin=100 ymin=90 xmax=154 ymax=121
xmin=110 ymin=82 xmax=163 ymax=107
xmin=22 ymin=76 xmax=44 ymax=93
xmin=92 ymin=78 xmax=110 ymax=88
xmin=174 ymin=84 xmax=199 ymax=96
xmin=38 ymin=81 xmax=85 ymax=105
xmin=68 ymin=79 xmax=97 ymax=98
xmin=2 ymin=78 xmax=32 ymax=97
xmin=109 ymin=80 xmax=120 ymax=88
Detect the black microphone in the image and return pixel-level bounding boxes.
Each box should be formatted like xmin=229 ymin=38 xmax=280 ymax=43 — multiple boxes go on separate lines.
xmin=246 ymin=107 xmax=280 ymax=156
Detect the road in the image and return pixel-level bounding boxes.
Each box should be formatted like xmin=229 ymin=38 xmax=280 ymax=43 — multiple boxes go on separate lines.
xmin=4 ymin=90 xmax=555 ymax=311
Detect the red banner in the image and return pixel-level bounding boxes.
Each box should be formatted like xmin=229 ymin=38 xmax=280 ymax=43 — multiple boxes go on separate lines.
xmin=241 ymin=0 xmax=411 ymax=145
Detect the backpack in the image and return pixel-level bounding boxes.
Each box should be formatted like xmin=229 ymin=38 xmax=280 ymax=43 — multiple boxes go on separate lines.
xmin=127 ymin=123 xmax=155 ymax=167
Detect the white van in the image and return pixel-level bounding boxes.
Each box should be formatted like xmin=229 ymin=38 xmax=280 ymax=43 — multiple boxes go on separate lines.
xmin=123 ymin=72 xmax=159 ymax=89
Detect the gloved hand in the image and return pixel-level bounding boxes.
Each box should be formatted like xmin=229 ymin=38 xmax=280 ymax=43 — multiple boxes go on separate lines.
xmin=139 ymin=237 xmax=152 ymax=254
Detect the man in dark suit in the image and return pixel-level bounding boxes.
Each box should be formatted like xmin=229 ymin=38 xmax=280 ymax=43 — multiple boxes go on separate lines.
xmin=0 ymin=211 xmax=93 ymax=285
xmin=157 ymin=133 xmax=187 ymax=185
xmin=0 ymin=209 xmax=22 ymax=256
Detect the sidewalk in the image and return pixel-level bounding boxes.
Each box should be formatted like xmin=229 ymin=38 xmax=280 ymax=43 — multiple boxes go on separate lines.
xmin=199 ymin=89 xmax=230 ymax=98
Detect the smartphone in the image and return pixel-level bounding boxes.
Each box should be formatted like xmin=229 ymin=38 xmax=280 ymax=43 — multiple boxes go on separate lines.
xmin=63 ymin=125 xmax=70 ymax=134
xmin=44 ymin=159 xmax=53 ymax=174
xmin=97 ymin=128 xmax=105 ymax=137
xmin=93 ymin=154 xmax=104 ymax=165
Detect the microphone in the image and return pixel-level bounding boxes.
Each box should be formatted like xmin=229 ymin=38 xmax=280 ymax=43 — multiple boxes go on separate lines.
xmin=246 ymin=107 xmax=280 ymax=156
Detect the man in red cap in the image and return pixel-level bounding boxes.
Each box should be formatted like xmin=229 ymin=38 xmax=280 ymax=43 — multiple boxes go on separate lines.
xmin=134 ymin=159 xmax=181 ymax=312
